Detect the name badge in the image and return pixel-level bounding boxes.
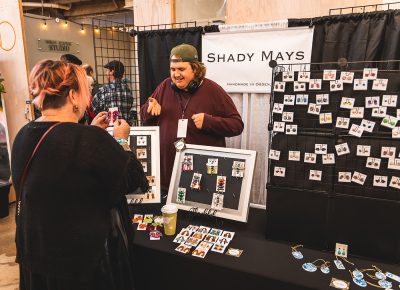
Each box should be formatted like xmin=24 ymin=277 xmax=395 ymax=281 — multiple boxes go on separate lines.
xmin=177 ymin=119 xmax=188 ymax=138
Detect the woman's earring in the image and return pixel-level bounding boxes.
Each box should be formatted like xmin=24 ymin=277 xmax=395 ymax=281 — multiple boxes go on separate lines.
xmin=73 ymin=105 xmax=79 ymax=113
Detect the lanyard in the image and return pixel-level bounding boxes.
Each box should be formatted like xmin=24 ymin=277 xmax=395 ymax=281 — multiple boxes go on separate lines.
xmin=176 ymin=92 xmax=192 ymax=119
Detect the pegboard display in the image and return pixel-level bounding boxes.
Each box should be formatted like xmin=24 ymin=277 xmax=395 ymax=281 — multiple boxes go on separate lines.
xmin=266 ymin=61 xmax=400 ymax=263
xmin=108 ymin=126 xmax=161 ymax=203
xmin=167 ymin=144 xmax=256 ymax=222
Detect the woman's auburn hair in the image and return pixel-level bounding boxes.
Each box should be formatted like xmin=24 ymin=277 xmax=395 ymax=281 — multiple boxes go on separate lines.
xmin=190 ymin=61 xmax=206 ymax=83
xmin=29 ymin=60 xmax=90 ymax=113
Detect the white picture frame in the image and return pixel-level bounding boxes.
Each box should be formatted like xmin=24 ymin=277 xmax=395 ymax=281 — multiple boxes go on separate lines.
xmin=108 ymin=126 xmax=161 ymax=204
xmin=167 ymin=144 xmax=257 ymax=222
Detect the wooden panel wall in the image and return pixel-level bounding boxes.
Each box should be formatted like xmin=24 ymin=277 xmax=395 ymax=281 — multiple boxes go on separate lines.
xmin=226 ymin=0 xmax=384 ymax=24
xmin=134 ymin=0 xmax=174 ymax=27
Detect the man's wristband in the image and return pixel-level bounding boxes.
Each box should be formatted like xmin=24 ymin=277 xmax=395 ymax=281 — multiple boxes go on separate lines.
xmin=116 ymin=138 xmax=128 ymax=144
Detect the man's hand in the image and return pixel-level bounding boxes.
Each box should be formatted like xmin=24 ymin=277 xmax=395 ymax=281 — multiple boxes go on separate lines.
xmin=90 ymin=111 xmax=108 ymax=129
xmin=147 ymin=97 xmax=161 ymax=116
xmin=192 ymin=113 xmax=205 ymax=129
xmin=113 ymin=119 xmax=130 ymax=140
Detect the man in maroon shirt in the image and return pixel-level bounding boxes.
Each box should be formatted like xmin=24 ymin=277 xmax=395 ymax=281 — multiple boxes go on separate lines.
xmin=141 ymin=44 xmax=244 ymax=193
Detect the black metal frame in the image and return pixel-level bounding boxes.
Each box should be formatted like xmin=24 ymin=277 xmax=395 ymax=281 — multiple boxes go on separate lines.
xmin=329 ymin=1 xmax=400 ymax=15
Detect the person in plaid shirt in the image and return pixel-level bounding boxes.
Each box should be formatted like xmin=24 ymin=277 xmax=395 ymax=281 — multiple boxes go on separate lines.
xmin=91 ymin=60 xmax=137 ymax=125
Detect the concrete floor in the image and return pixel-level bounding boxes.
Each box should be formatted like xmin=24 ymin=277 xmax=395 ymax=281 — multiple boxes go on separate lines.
xmin=0 ymin=203 xmax=19 ymax=290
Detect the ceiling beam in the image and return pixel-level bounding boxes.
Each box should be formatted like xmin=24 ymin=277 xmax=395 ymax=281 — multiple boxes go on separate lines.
xmin=51 ymin=0 xmax=91 ymax=4
xmin=63 ymin=1 xmax=127 ymax=17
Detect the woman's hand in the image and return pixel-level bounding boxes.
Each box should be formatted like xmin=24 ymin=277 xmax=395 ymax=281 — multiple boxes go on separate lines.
xmin=113 ymin=119 xmax=130 ymax=140
xmin=91 ymin=112 xmax=108 ymax=129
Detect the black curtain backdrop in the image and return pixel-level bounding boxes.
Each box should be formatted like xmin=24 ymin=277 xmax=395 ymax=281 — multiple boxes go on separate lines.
xmin=137 ymin=27 xmax=203 ymax=106
xmin=289 ymin=10 xmax=400 ymax=70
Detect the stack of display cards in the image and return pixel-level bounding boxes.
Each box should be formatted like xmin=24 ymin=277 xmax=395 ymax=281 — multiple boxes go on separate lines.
xmin=132 ymin=213 xmax=164 ymax=236
xmin=173 ymin=225 xmax=236 ymax=258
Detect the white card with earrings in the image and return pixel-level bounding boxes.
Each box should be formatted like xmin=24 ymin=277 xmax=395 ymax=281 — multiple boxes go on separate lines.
xmin=282 ymin=71 xmax=295 ymax=82
xmin=319 ymin=113 xmax=332 ymax=124
xmin=335 ymin=243 xmax=348 ymax=258
xmin=323 ymin=69 xmax=337 ymax=81
xmin=330 ymin=80 xmax=343 ymax=91
xmin=392 ymin=127 xmax=400 ymax=139
xmin=352 ymin=171 xmax=367 ymax=185
xmin=360 ymin=119 xmax=375 ymax=133
xmin=268 ymin=149 xmax=281 ymax=160
xmin=297 ymin=71 xmax=310 ymax=82
xmin=340 ymin=71 xmax=354 ymax=83
xmin=397 ymin=109 xmax=400 ymax=119
xmin=304 ymin=153 xmax=317 ymax=164
xmin=381 ymin=115 xmax=398 ymax=129
xmin=273 ymin=103 xmax=284 ymax=114
xmin=211 ymin=193 xmax=224 ymax=210
xmin=315 ymin=94 xmax=329 ymax=105
xmin=388 ymin=158 xmax=400 ymax=170
xmin=216 ymin=176 xmax=226 ymax=192
xmin=309 ymin=170 xmax=322 ymax=181
xmin=382 ymin=95 xmax=398 ymax=107
xmin=350 ymin=107 xmax=364 ymax=119
xmin=307 ymin=103 xmax=321 ymax=115
xmin=336 ymin=117 xmax=350 ymax=129
xmin=293 ymin=81 xmax=306 ymax=92
xmin=283 ymin=95 xmax=295 ymax=105
xmin=381 ymin=146 xmax=396 ymax=159
xmin=296 ymin=94 xmax=309 ymax=105
xmin=285 ymin=124 xmax=298 ymax=135
xmin=322 ymin=154 xmax=335 ymax=164
xmin=315 ymin=144 xmax=328 ymax=154
xmin=309 ymin=79 xmax=322 ymax=90
xmin=274 ymin=166 xmax=286 ymax=177
xmin=363 ymin=68 xmax=378 ymax=80
xmin=356 ymin=145 xmax=371 ymax=157
xmin=373 ymin=175 xmax=388 ymax=187
xmin=371 ymin=106 xmax=387 ymax=118
xmin=282 ymin=111 xmax=294 ymax=122
xmin=273 ymin=81 xmax=286 ymax=92
xmin=338 ymin=172 xmax=351 ymax=183
xmin=366 ymin=157 xmax=381 ymax=170
xmin=349 ymin=124 xmax=364 ymax=138
xmin=365 ymin=96 xmax=380 ymax=108
xmin=353 ymin=79 xmax=368 ymax=91
xmin=340 ymin=97 xmax=355 ymax=109
xmin=372 ymin=79 xmax=388 ymax=91
xmin=335 ymin=143 xmax=350 ymax=156
xmin=389 ymin=176 xmax=400 ymax=189
xmin=273 ymin=122 xmax=285 ymax=132
xmin=288 ymin=150 xmax=301 ymax=161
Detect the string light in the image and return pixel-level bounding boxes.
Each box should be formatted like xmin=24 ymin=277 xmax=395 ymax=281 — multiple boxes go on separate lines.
xmin=64 ymin=20 xmax=68 ymax=27
xmin=94 ymin=27 xmax=100 ymax=33
xmin=80 ymin=24 xmax=85 ymax=33
xmin=42 ymin=19 xmax=47 ymax=29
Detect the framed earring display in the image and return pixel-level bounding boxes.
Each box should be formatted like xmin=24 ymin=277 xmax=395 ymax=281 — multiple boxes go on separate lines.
xmin=108 ymin=126 xmax=161 ymax=204
xmin=167 ymin=144 xmax=257 ymax=222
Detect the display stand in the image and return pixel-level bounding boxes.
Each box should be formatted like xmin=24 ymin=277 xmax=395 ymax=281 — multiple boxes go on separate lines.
xmin=265 ymin=60 xmax=400 ymax=263
xmin=108 ymin=126 xmax=161 ymax=204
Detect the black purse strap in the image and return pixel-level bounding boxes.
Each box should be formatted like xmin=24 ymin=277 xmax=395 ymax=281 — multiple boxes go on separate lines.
xmin=17 ymin=122 xmax=63 ymax=215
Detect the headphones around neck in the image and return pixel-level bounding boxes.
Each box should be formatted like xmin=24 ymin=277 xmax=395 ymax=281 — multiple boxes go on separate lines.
xmin=171 ymin=80 xmax=199 ymax=94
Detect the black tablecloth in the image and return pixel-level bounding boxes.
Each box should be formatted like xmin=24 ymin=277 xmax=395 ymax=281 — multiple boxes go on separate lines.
xmin=130 ymin=205 xmax=400 ymax=290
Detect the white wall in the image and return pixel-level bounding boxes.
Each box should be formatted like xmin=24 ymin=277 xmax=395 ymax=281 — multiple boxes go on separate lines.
xmin=24 ymin=17 xmax=96 ymax=71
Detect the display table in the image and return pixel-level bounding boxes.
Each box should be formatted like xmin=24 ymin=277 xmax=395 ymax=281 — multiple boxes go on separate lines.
xmin=130 ymin=206 xmax=400 ymax=290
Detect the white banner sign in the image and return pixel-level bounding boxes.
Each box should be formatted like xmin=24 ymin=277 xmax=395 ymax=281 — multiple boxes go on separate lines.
xmin=202 ymin=27 xmax=314 ymax=93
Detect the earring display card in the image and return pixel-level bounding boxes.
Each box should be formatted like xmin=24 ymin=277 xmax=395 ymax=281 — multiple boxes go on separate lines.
xmin=382 ymin=95 xmax=398 ymax=107
xmin=360 ymin=119 xmax=375 ymax=133
xmin=350 ymin=107 xmax=364 ymax=119
xmin=340 ymin=97 xmax=355 ymax=109
xmin=282 ymin=71 xmax=295 ymax=82
xmin=315 ymin=143 xmax=328 ymax=155
xmin=389 ymin=176 xmax=400 ymax=189
xmin=392 ymin=127 xmax=400 ymax=139
xmin=285 ymin=124 xmax=298 ymax=135
xmin=274 ymin=166 xmax=286 ymax=177
xmin=322 ymin=153 xmax=335 ymax=164
xmin=388 ymin=158 xmax=400 ymax=170
xmin=283 ymin=95 xmax=295 ymax=105
xmin=349 ymin=124 xmax=364 ymax=138
xmin=296 ymin=94 xmax=309 ymax=105
xmin=293 ymin=81 xmax=306 ymax=92
xmin=397 ymin=109 xmax=400 ymax=119
xmin=338 ymin=172 xmax=352 ymax=183
xmin=107 ymin=126 xmax=161 ymax=204
xmin=353 ymin=79 xmax=368 ymax=91
xmin=381 ymin=115 xmax=398 ymax=129
xmin=336 ymin=117 xmax=350 ymax=129
xmin=309 ymin=79 xmax=322 ymax=90
xmin=307 ymin=103 xmax=321 ymax=115
xmin=273 ymin=103 xmax=284 ymax=114
xmin=167 ymin=144 xmax=256 ymax=222
xmin=356 ymin=145 xmax=371 ymax=157
xmin=268 ymin=149 xmax=281 ymax=161
xmin=297 ymin=71 xmax=310 ymax=82
xmin=274 ymin=81 xmax=286 ymax=92
xmin=323 ymin=69 xmax=337 ymax=81
xmin=282 ymin=111 xmax=294 ymax=122
xmin=372 ymin=107 xmax=387 ymax=118
xmin=363 ymin=68 xmax=378 ymax=80
xmin=340 ymin=71 xmax=355 ymax=83
xmin=373 ymin=175 xmax=388 ymax=187
xmin=330 ymin=80 xmax=343 ymax=91
xmin=335 ymin=143 xmax=350 ymax=156
xmin=335 ymin=243 xmax=349 ymax=258
xmin=352 ymin=171 xmax=367 ymax=185
xmin=309 ymin=170 xmax=322 ymax=181
xmin=319 ymin=113 xmax=332 ymax=124
xmin=304 ymin=153 xmax=317 ymax=164
xmin=372 ymin=79 xmax=388 ymax=91
xmin=288 ymin=150 xmax=301 ymax=161
xmin=365 ymin=96 xmax=380 ymax=108
xmin=315 ymin=94 xmax=329 ymax=105
xmin=366 ymin=157 xmax=381 ymax=170
xmin=273 ymin=121 xmax=285 ymax=132
xmin=381 ymin=146 xmax=396 ymax=159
